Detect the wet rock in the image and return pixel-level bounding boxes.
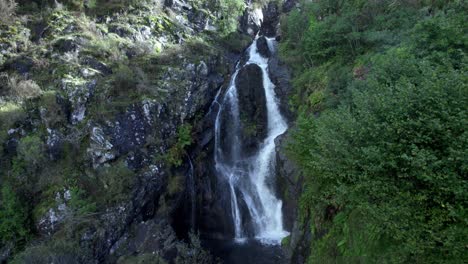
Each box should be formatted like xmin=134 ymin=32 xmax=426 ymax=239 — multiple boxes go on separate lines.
xmin=235 ymin=63 xmax=268 ymax=154
xmin=46 ymin=129 xmax=63 ymax=161
xmin=275 ymin=133 xmax=311 ymax=263
xmin=268 ymin=49 xmax=295 ymax=121
xmin=257 ymin=36 xmax=271 ymax=58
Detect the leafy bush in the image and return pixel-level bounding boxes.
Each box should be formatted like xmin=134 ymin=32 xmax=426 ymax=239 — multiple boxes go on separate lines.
xmin=283 ymin=1 xmax=468 ymax=263
xmin=0 ymin=184 xmax=31 ymax=248
xmin=7 ymin=75 xmax=43 ymax=101
xmin=165 ymin=124 xmax=193 ymax=167
xmin=11 ymin=239 xmax=84 ymax=264
xmin=0 ymin=101 xmax=26 ymax=152
xmin=213 ymin=0 xmax=245 ymax=36
xmin=17 ymin=134 xmax=44 ymax=167
xmin=96 ymin=160 xmax=136 ymax=205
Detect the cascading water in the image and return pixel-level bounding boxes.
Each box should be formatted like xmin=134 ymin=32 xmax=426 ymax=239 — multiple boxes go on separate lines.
xmin=187 ymin=155 xmax=196 ymax=230
xmin=214 ymin=37 xmax=289 ymax=245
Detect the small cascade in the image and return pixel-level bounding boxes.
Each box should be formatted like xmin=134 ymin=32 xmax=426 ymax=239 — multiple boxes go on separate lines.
xmin=187 ymin=155 xmax=196 ymax=230
xmin=213 ymin=37 xmax=289 ymax=245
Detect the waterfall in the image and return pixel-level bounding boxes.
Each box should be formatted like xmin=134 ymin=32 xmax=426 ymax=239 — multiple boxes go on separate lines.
xmin=214 ymin=37 xmax=289 ymax=245
xmin=187 ymin=155 xmax=196 ymax=230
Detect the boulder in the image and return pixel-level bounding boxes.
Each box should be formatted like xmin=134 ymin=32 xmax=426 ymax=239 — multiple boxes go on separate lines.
xmin=256 ymin=36 xmax=271 ymax=58
xmin=235 ymin=63 xmax=268 ymax=155
xmin=240 ymin=7 xmax=263 ymax=36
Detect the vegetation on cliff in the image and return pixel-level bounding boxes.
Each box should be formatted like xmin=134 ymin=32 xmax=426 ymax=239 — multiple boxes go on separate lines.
xmin=0 ymin=0 xmax=248 ymax=262
xmin=281 ymin=0 xmax=467 ymax=263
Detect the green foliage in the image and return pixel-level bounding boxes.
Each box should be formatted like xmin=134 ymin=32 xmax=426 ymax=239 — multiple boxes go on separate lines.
xmin=0 ymin=101 xmax=26 ymax=153
xmin=213 ymin=0 xmax=245 ymax=36
xmin=95 ymin=160 xmax=136 ymax=205
xmin=165 ymin=124 xmax=193 ymax=167
xmin=17 ymin=134 xmax=44 ymax=167
xmin=284 ymin=1 xmax=468 ymax=263
xmin=11 ymin=239 xmax=84 ymax=264
xmin=220 ymin=31 xmax=251 ymax=53
xmin=0 ymin=184 xmax=31 ymax=248
xmin=68 ymin=186 xmax=97 ymax=215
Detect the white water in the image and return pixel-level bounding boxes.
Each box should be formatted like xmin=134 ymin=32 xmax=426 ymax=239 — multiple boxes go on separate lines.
xmin=214 ymin=38 xmax=289 ymax=245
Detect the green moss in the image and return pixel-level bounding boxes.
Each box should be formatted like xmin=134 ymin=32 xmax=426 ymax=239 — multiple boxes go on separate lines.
xmin=94 ymin=160 xmax=136 ymax=205
xmin=167 ymin=175 xmax=184 ymax=196
xmin=281 ymin=235 xmax=291 ymax=247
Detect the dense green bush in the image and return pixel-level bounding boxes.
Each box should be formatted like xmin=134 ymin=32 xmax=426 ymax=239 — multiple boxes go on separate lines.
xmin=0 ymin=184 xmax=31 ymax=248
xmin=283 ymin=1 xmax=467 ymax=263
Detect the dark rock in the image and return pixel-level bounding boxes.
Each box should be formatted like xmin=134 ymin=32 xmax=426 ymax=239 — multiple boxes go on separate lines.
xmin=30 ymin=20 xmax=48 ymax=42
xmin=283 ymin=0 xmax=298 ymax=13
xmin=110 ymin=105 xmax=151 ymax=155
xmin=268 ymin=50 xmax=295 ymax=122
xmin=53 ymin=37 xmax=82 ymax=53
xmin=275 ymin=133 xmax=311 ymax=263
xmin=256 ymin=36 xmax=271 ymax=58
xmin=164 ymin=0 xmax=174 ymax=7
xmin=4 ymin=56 xmax=34 ymax=76
xmin=82 ymin=57 xmax=113 ymax=76
xmin=235 ymin=64 xmax=268 ymax=155
xmin=260 ymin=2 xmax=280 ymax=37
xmin=108 ymin=25 xmax=135 ymax=38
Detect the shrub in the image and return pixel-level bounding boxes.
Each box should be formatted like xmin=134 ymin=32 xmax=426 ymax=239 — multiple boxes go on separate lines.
xmin=289 ymin=48 xmax=467 ymax=263
xmin=214 ymin=0 xmax=245 ymax=36
xmin=96 ymin=160 xmax=136 ymax=205
xmin=0 ymin=184 xmax=31 ymax=248
xmin=0 ymin=101 xmax=26 ymax=152
xmin=17 ymin=134 xmax=44 ymax=167
xmin=8 ymin=75 xmax=43 ymax=101
xmin=165 ymin=124 xmax=193 ymax=167
xmin=11 ymin=239 xmax=84 ymax=264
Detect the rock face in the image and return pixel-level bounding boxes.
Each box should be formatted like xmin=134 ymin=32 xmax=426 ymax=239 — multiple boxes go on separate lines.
xmin=235 ymin=63 xmax=268 ymax=155
xmin=260 ymin=2 xmax=281 ymax=37
xmin=275 ymin=133 xmax=311 ymax=264
xmin=256 ymin=36 xmax=271 ymax=58
xmin=240 ymin=6 xmax=263 ymax=36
